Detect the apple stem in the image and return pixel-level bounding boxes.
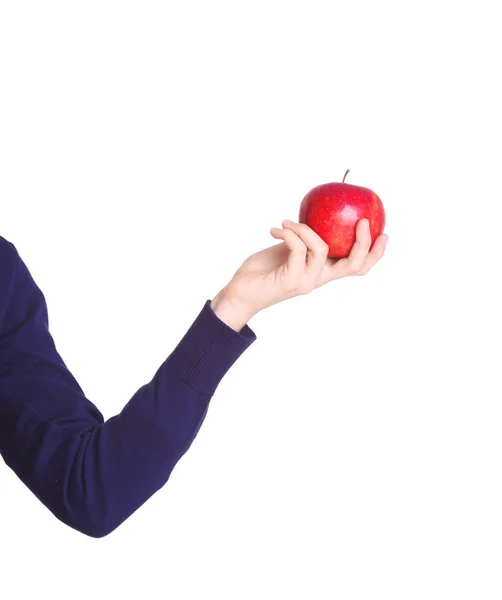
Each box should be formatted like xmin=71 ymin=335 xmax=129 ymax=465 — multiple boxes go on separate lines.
xmin=342 ymin=169 xmax=350 ymax=183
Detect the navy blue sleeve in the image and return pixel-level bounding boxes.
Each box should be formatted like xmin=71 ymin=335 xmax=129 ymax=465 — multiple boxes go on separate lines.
xmin=0 ymin=242 xmax=256 ymax=538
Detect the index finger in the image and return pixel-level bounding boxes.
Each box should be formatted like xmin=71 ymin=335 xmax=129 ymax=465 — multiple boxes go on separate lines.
xmin=282 ymin=220 xmax=329 ymax=272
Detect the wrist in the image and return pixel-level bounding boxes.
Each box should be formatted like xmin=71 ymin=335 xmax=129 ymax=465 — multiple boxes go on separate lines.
xmin=210 ymin=285 xmax=256 ymax=333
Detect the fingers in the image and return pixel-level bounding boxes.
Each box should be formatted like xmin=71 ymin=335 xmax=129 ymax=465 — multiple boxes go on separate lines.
xmin=281 ymin=220 xmax=329 ymax=280
xmin=270 ymin=226 xmax=308 ymax=274
xmin=270 ymin=220 xmax=329 ymax=293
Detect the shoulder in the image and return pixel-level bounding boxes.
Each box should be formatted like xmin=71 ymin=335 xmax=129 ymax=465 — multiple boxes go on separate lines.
xmin=0 ymin=236 xmax=20 ymax=278
xmin=0 ymin=236 xmax=21 ymax=333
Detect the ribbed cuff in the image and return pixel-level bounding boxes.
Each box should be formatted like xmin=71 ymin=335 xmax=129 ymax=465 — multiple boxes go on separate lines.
xmin=164 ymin=299 xmax=257 ymax=397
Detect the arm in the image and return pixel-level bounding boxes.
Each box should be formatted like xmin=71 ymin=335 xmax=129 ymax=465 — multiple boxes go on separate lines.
xmin=0 ymin=241 xmax=256 ymax=538
xmin=0 ymin=219 xmax=385 ymax=539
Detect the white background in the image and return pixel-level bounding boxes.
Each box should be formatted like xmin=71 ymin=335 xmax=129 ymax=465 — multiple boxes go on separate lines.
xmin=1 ymin=1 xmax=501 ymax=598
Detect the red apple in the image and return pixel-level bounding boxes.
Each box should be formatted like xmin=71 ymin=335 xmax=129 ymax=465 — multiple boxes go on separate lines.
xmin=298 ymin=169 xmax=386 ymax=258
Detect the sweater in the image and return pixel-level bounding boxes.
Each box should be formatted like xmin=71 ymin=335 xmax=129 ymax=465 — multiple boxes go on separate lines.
xmin=0 ymin=235 xmax=257 ymax=538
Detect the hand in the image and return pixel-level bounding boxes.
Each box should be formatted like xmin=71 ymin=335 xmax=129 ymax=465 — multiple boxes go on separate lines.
xmin=223 ymin=218 xmax=388 ymax=317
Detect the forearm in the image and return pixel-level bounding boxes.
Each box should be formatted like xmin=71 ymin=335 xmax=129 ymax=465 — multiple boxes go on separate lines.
xmin=63 ymin=299 xmax=256 ymax=537
xmin=58 ymin=364 xmax=211 ymax=538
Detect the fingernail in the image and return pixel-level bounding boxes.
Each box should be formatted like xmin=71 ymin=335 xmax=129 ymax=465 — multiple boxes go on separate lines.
xmin=283 ymin=219 xmax=293 ymax=225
